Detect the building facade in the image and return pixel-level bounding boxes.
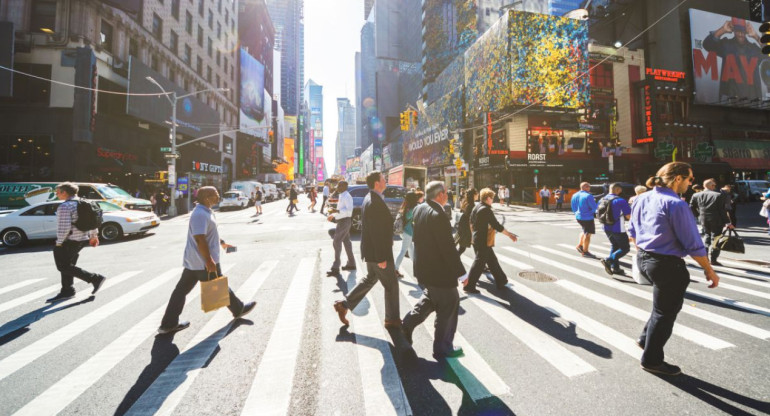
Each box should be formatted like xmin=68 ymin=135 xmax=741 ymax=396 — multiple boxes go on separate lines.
xmin=335 ymin=97 xmax=356 ymax=175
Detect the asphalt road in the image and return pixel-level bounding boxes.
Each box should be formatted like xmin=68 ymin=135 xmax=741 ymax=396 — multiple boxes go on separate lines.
xmin=0 ymin=195 xmax=768 ymax=415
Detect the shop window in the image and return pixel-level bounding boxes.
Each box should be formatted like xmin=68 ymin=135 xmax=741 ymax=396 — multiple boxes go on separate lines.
xmin=656 ymin=98 xmax=686 ymax=123
xmin=152 ymin=13 xmax=163 ymax=40
xmin=30 ymin=0 xmax=56 ymax=33
xmin=0 ymin=63 xmax=50 ymax=105
xmin=100 ymin=20 xmax=114 ymax=54
xmin=170 ymin=30 xmax=179 ymax=54
xmin=172 ymin=0 xmax=180 ymax=19
xmin=0 ymin=136 xmax=54 ymax=181
xmin=186 ymin=11 xmax=193 ymax=34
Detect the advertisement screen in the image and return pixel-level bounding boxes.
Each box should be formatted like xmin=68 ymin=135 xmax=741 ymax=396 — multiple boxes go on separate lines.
xmin=279 ymin=138 xmax=295 ymax=180
xmin=239 ymin=49 xmax=268 ymax=137
xmin=404 ymin=88 xmax=463 ymax=166
xmin=464 ymin=10 xmax=589 ymax=120
xmin=423 ymin=0 xmax=478 ymax=81
xmin=689 ymin=9 xmax=770 ymax=107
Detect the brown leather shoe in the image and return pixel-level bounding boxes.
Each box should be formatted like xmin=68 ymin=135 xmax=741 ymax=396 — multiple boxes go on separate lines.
xmin=384 ymin=319 xmax=401 ymax=329
xmin=333 ymin=301 xmax=349 ymax=325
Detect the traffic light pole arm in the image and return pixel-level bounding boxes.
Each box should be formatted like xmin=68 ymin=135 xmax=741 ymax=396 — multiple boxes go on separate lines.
xmin=175 ymin=128 xmax=245 ymax=148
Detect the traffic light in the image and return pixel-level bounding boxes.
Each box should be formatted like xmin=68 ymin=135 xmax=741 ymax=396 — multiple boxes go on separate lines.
xmin=268 ymin=130 xmax=274 ymax=143
xmin=761 ymin=21 xmax=770 ymax=55
xmin=400 ymin=112 xmax=409 ymax=131
xmin=448 ymin=139 xmax=455 ymax=154
xmin=411 ymin=110 xmax=418 ymax=128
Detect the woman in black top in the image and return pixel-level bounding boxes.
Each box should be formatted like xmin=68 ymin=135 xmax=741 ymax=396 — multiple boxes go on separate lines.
xmin=463 ymin=188 xmax=518 ymax=294
xmin=287 ymin=184 xmax=299 ymax=215
xmin=456 ymin=188 xmax=477 ymax=255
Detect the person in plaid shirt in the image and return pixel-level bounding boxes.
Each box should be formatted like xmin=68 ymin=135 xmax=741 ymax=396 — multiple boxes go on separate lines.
xmin=47 ymin=182 xmax=106 ymax=303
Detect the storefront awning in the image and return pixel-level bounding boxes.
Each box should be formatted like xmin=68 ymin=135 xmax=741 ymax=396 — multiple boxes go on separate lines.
xmin=713 ymin=140 xmax=770 ymax=170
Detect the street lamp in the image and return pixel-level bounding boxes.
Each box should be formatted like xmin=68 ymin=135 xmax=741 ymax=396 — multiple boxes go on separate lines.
xmin=146 ymin=76 xmax=228 ymax=217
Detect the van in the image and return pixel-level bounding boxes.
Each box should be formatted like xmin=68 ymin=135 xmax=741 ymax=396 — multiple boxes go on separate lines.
xmin=0 ymin=182 xmax=153 ymax=211
xmin=735 ymin=180 xmax=770 ymax=202
xmin=262 ymin=184 xmax=278 ymax=201
xmin=230 ymin=180 xmax=264 ymax=204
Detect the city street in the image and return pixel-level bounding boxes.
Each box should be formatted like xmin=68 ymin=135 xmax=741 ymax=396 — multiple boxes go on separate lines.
xmin=0 ymin=195 xmax=768 ymax=415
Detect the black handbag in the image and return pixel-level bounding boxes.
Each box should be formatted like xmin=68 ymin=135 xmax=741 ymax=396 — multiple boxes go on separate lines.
xmin=712 ymin=229 xmax=745 ymax=254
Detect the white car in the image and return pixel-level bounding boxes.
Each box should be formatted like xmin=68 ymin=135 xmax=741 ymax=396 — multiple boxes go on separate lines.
xmin=0 ymin=200 xmax=160 ymax=247
xmin=219 ymin=190 xmax=249 ymax=210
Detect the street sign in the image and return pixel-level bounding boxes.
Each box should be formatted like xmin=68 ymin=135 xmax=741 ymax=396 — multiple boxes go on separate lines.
xmin=164 ymin=153 xmax=180 ymax=159
xmin=160 ymin=147 xmax=172 ymax=152
xmin=168 ymin=165 xmax=176 ymax=184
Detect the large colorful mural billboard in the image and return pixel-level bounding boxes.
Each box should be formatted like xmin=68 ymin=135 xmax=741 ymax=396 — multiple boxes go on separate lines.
xmin=464 ymin=10 xmax=589 ymax=120
xmin=689 ymin=9 xmax=770 ymax=108
xmin=423 ymin=0 xmax=478 ymax=82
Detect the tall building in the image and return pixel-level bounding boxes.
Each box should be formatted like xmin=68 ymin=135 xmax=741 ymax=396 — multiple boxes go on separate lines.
xmin=303 ymin=79 xmax=323 ymax=182
xmin=266 ymin=0 xmax=303 ymax=116
xmin=336 ymin=98 xmax=357 ymax=175
xmin=1 ymin=0 xmax=238 ymax=192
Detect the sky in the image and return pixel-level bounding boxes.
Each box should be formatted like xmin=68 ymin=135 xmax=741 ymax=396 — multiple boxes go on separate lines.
xmin=304 ymin=0 xmax=364 ymax=175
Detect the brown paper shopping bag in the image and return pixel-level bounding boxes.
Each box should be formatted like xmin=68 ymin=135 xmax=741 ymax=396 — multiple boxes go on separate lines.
xmin=201 ymin=273 xmax=230 ymax=313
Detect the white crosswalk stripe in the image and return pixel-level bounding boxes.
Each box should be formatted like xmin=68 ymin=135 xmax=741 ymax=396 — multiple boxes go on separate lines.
xmin=398 ymin=266 xmax=510 ymax=401
xmin=0 ymin=268 xmax=182 ymax=383
xmin=0 ymin=279 xmax=45 ymax=297
xmin=240 ymin=258 xmax=314 ymax=415
xmin=125 ymin=262 xmax=274 ymax=416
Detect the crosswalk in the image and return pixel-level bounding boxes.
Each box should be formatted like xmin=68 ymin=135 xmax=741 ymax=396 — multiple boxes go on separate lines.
xmin=0 ymin=235 xmax=768 ymax=415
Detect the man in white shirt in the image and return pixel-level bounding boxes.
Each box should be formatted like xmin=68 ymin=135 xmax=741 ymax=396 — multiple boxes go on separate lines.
xmin=503 ymin=186 xmax=510 ymax=206
xmin=320 ymin=183 xmax=331 ymax=214
xmin=539 ymin=186 xmax=551 ymax=211
xmin=327 ymin=181 xmax=355 ymax=275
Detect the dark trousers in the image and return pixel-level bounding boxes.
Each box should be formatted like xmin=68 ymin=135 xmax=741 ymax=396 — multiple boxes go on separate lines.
xmin=344 ymin=261 xmax=399 ymax=321
xmin=320 ymin=196 xmax=328 ymax=213
xmin=702 ymin=221 xmax=724 ymax=261
xmin=402 ymin=285 xmax=460 ymax=355
xmin=160 ymin=264 xmax=245 ymax=328
xmin=605 ymin=231 xmax=630 ymax=270
xmin=53 ymin=240 xmax=98 ymax=292
xmin=331 ymin=217 xmax=354 ymax=270
xmin=637 ymin=250 xmax=690 ymax=366
xmin=466 ymin=245 xmax=507 ymax=290
xmin=541 ymin=199 xmax=549 ymax=211
xmin=287 ymin=200 xmax=298 ymax=213
xmin=555 ymin=200 xmax=563 ymax=211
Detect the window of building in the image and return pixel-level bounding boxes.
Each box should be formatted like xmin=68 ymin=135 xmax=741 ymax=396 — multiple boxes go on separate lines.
xmin=170 ymin=30 xmax=179 ymax=54
xmin=223 ymin=57 xmax=228 ymax=73
xmin=0 ymin=63 xmax=51 ymax=105
xmin=197 ymin=56 xmax=203 ymax=74
xmin=216 ymin=50 xmax=221 ymax=66
xmin=30 ymin=0 xmax=57 ymax=33
xmin=225 ymin=10 xmax=228 ymax=25
xmin=171 ymin=0 xmax=180 ymax=19
xmin=217 ymin=0 xmax=222 ymax=13
xmin=152 ymin=13 xmax=163 ymax=40
xmin=589 ymin=63 xmax=613 ymax=90
xmin=208 ymin=37 xmax=212 ymax=57
xmin=183 ymin=77 xmax=189 ymax=91
xmin=169 ymin=69 xmax=176 ymax=83
xmin=217 ymin=22 xmax=221 ymax=39
xmin=197 ymin=25 xmax=204 ymax=46
xmin=198 ymin=0 xmax=204 ymax=16
xmin=129 ymin=38 xmax=139 ymax=59
xmin=207 ymin=66 xmax=212 ymax=83
xmin=183 ymin=44 xmax=191 ymax=63
xmin=100 ymin=20 xmax=114 ymax=54
xmin=151 ymin=54 xmax=160 ymax=71
xmin=208 ymin=9 xmax=213 ymax=29
xmin=186 ymin=11 xmax=193 ymax=34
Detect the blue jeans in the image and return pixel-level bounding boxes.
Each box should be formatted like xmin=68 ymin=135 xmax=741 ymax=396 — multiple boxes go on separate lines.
xmin=604 ymin=231 xmax=630 ymax=271
xmin=395 ymin=232 xmax=414 ymax=270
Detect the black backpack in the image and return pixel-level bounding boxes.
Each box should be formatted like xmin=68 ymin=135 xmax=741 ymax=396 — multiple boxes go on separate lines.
xmin=74 ymin=200 xmax=103 ymax=231
xmin=596 ymin=195 xmax=617 ymax=225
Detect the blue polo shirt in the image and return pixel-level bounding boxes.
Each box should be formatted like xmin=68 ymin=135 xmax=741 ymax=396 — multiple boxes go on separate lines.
xmin=601 ymin=195 xmax=631 ymax=234
xmin=571 ymin=190 xmax=598 ymax=220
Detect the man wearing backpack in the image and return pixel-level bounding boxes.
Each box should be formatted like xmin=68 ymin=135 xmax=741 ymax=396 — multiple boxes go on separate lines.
xmin=599 ymin=183 xmax=632 ymax=275
xmin=47 ymin=182 xmax=106 ymax=303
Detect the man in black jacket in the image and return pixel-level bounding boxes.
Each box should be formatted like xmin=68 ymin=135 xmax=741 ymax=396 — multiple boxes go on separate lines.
xmin=690 ymin=179 xmax=734 ymax=265
xmin=401 ymin=181 xmax=467 ymax=359
xmin=334 ymin=171 xmax=400 ymax=328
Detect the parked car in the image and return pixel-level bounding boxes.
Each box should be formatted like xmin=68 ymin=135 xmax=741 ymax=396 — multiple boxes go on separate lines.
xmin=219 ymin=190 xmax=249 ymax=210
xmin=344 ymin=185 xmax=406 ymax=232
xmin=262 ymin=184 xmax=279 ymax=201
xmin=0 ymin=200 xmax=160 ymax=247
xmin=735 ymin=180 xmax=770 ymax=202
xmin=0 ymin=182 xmax=153 ymax=211
xmin=230 ymin=181 xmax=264 ymax=205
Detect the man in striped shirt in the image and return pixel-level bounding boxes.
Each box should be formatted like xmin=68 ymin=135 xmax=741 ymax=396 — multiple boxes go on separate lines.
xmin=47 ymin=182 xmax=106 ymax=303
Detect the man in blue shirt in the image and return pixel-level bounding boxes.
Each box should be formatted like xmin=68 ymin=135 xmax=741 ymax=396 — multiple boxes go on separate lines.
xmin=628 ymin=162 xmax=721 ymax=376
xmin=571 ymin=182 xmax=598 ymax=257
xmin=599 ymin=184 xmax=632 ymax=276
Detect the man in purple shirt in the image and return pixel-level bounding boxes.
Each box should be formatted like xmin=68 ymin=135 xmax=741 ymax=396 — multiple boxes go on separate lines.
xmin=599 ymin=184 xmax=632 ymax=276
xmin=628 ymin=162 xmax=721 ymax=376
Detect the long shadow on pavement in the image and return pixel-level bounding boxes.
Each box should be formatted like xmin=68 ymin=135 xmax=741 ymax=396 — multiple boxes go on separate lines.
xmin=659 ymin=373 xmax=770 ymax=415
xmin=0 ymin=296 xmax=95 ymax=346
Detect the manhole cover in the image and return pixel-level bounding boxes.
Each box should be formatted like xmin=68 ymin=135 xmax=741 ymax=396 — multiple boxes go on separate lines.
xmin=518 ymin=270 xmax=557 ymax=283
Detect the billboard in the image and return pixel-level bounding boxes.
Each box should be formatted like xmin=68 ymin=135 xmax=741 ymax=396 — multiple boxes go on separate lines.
xmin=423 ymin=0 xmax=478 ymax=81
xmin=404 ymin=88 xmax=463 ymax=167
xmin=239 ymin=49 xmax=268 ymax=136
xmin=464 ymin=10 xmax=589 ymax=120
xmin=278 ymin=138 xmax=295 ymax=180
xmin=127 ymin=57 xmax=220 ymax=138
xmin=689 ymin=9 xmax=770 ymax=108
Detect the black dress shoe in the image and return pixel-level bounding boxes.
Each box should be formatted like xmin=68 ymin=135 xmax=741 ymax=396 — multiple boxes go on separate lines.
xmin=157 ymin=321 xmax=190 ymax=335
xmin=463 ymin=287 xmax=480 ymax=294
xmin=234 ymin=301 xmax=257 ymax=319
xmin=710 ymin=260 xmax=722 ymax=266
xmin=641 ymin=361 xmax=681 ymax=376
xmin=635 ymin=339 xmax=645 ymax=350
xmin=91 ymin=275 xmax=106 ymax=295
xmin=612 ymin=269 xmax=626 ymax=276
xmin=326 ymin=269 xmax=340 ymax=276
xmin=433 ymin=346 xmax=464 ymax=360
xmin=341 ymin=265 xmax=356 ymax=271
xmin=600 ymin=259 xmax=613 ymax=276
xmin=46 ymin=290 xmax=76 ymax=303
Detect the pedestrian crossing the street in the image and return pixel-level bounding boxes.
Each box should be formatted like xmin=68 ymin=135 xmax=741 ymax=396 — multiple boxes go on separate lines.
xmin=0 ymin=236 xmax=768 ymax=415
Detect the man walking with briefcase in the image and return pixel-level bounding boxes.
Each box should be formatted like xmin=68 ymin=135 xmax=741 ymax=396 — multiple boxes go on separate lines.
xmin=690 ymin=179 xmax=733 ymax=266
xmin=158 ymin=186 xmax=256 ymax=334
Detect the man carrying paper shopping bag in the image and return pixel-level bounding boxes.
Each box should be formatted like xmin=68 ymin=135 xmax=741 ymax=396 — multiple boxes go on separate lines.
xmin=158 ymin=186 xmax=256 ymax=334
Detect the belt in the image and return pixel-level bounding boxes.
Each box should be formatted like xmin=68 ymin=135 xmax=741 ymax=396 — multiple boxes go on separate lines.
xmin=638 ymin=248 xmax=680 ymax=261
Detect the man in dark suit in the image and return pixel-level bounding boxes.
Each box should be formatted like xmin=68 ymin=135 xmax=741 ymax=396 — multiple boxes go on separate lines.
xmin=402 ymin=181 xmax=467 ymax=359
xmin=334 ymin=171 xmax=400 ymax=328
xmin=690 ymin=178 xmax=734 ymax=265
